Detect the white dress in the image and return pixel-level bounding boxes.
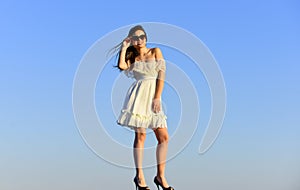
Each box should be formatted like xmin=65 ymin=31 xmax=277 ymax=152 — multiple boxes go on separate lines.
xmin=117 ymin=58 xmax=167 ymax=130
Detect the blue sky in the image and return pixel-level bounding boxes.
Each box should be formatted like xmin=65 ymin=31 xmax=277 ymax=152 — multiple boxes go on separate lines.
xmin=1 ymin=0 xmax=299 ymax=190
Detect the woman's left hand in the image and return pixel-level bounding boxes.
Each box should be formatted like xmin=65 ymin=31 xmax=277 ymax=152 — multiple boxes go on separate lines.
xmin=152 ymin=99 xmax=161 ymax=113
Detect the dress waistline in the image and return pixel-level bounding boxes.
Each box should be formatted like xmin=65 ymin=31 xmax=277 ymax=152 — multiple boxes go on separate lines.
xmin=135 ymin=76 xmax=157 ymax=81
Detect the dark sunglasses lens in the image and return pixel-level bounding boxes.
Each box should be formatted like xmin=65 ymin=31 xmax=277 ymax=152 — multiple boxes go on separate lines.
xmin=132 ymin=35 xmax=146 ymax=41
xmin=132 ymin=36 xmax=139 ymax=41
xmin=140 ymin=35 xmax=146 ymax=40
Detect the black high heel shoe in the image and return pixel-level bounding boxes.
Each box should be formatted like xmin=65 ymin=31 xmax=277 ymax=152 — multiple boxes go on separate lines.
xmin=154 ymin=176 xmax=174 ymax=190
xmin=134 ymin=177 xmax=150 ymax=190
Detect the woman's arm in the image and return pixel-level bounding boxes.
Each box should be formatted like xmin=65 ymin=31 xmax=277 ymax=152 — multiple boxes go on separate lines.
xmin=118 ymin=38 xmax=131 ymax=70
xmin=154 ymin=47 xmax=165 ymax=99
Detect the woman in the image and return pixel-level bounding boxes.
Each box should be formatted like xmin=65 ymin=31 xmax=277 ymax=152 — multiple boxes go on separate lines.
xmin=115 ymin=25 xmax=174 ymax=190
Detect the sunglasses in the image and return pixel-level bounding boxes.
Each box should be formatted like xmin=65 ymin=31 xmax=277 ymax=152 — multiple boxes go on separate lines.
xmin=131 ymin=34 xmax=146 ymax=41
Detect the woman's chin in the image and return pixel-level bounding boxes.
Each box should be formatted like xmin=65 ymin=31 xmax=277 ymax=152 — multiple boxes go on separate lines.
xmin=134 ymin=44 xmax=145 ymax=48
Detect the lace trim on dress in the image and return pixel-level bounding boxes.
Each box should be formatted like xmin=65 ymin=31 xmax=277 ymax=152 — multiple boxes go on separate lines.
xmin=123 ymin=58 xmax=166 ymax=78
xmin=117 ymin=109 xmax=167 ymax=129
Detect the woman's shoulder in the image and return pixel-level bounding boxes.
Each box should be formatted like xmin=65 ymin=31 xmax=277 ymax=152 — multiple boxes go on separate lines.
xmin=149 ymin=47 xmax=163 ymax=60
xmin=149 ymin=47 xmax=162 ymax=53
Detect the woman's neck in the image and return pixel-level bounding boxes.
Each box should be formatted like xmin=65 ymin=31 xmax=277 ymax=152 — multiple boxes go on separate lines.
xmin=136 ymin=46 xmax=148 ymax=55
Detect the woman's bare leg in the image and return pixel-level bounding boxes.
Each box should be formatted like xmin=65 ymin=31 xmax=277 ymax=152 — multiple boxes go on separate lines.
xmin=133 ymin=128 xmax=147 ymax=186
xmin=154 ymin=127 xmax=170 ymax=187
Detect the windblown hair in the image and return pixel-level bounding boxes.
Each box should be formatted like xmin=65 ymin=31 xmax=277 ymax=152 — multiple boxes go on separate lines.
xmin=110 ymin=25 xmax=148 ymax=71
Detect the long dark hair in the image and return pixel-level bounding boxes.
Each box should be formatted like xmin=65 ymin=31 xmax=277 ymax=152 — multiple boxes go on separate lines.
xmin=110 ymin=25 xmax=148 ymax=71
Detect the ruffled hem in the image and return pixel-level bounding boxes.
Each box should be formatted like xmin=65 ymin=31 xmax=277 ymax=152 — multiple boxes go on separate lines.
xmin=117 ymin=109 xmax=167 ymax=130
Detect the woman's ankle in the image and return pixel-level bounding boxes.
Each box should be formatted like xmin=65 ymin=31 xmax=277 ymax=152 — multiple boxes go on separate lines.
xmin=155 ymin=174 xmax=165 ymax=180
xmin=136 ymin=173 xmax=145 ymax=180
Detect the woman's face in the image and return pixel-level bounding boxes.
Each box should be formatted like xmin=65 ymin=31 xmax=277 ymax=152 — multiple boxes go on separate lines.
xmin=131 ymin=30 xmax=146 ymax=48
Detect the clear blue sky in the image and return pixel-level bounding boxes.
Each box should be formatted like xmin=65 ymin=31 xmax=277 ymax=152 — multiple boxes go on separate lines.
xmin=1 ymin=0 xmax=299 ymax=190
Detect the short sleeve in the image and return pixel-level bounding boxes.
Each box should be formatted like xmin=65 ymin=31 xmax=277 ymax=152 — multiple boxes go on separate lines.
xmin=156 ymin=59 xmax=166 ymax=72
xmin=123 ymin=63 xmax=134 ymax=78
xmin=156 ymin=59 xmax=166 ymax=81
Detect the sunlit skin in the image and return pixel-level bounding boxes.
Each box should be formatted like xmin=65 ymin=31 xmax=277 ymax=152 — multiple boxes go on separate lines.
xmin=118 ymin=30 xmax=171 ymax=188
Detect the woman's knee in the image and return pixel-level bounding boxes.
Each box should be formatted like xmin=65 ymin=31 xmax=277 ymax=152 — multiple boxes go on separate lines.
xmin=135 ymin=132 xmax=146 ymax=142
xmin=157 ymin=133 xmax=169 ymax=144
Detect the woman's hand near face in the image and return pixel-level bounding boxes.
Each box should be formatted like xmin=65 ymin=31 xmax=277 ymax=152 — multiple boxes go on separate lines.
xmin=122 ymin=37 xmax=131 ymax=49
xmin=118 ymin=37 xmax=131 ymax=70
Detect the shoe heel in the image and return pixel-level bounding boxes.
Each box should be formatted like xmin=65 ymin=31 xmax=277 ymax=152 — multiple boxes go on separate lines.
xmin=156 ymin=184 xmax=160 ymax=190
xmin=134 ymin=178 xmax=138 ymax=190
xmin=134 ymin=177 xmax=150 ymax=190
xmin=154 ymin=177 xmax=160 ymax=190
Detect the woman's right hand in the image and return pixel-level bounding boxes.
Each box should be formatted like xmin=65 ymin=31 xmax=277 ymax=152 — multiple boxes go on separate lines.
xmin=122 ymin=37 xmax=131 ymax=49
